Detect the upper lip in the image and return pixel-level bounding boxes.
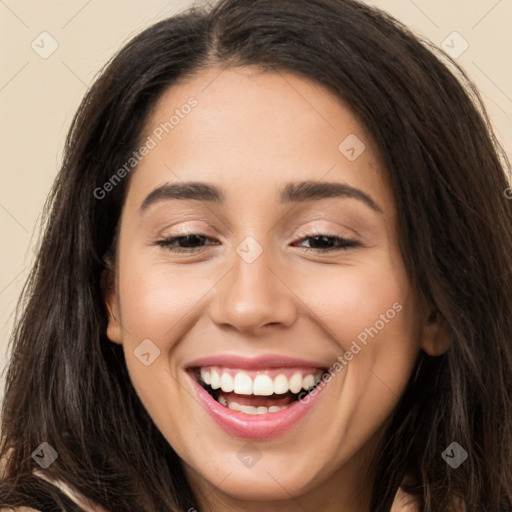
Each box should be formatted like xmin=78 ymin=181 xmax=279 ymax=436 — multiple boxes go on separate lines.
xmin=186 ymin=354 xmax=328 ymax=370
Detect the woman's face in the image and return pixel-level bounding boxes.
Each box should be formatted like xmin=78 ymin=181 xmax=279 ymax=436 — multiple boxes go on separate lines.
xmin=106 ymin=66 xmax=445 ymax=509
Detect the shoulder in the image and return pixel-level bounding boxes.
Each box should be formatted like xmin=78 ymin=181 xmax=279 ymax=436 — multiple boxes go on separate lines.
xmin=31 ymin=472 xmax=107 ymax=512
xmin=391 ymin=486 xmax=421 ymax=512
xmin=1 ymin=508 xmax=43 ymax=512
xmin=2 ymin=471 xmax=107 ymax=512
xmin=391 ymin=485 xmax=467 ymax=512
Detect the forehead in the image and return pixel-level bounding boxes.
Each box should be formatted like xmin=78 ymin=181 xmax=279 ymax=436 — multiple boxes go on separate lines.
xmin=125 ymin=66 xmax=393 ymax=216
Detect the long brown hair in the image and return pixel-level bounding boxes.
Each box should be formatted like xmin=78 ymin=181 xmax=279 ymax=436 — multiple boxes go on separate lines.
xmin=2 ymin=0 xmax=512 ymax=510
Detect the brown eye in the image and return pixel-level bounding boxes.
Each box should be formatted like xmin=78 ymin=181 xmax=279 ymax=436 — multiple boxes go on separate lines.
xmin=156 ymin=234 xmax=219 ymax=253
xmin=293 ymin=234 xmax=360 ymax=252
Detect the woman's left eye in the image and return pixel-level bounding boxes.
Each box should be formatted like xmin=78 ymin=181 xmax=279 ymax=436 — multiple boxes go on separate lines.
xmin=155 ymin=233 xmax=360 ymax=254
xmin=293 ymin=234 xmax=360 ymax=252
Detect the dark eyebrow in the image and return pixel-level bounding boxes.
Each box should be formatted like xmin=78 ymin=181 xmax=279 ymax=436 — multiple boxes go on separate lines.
xmin=280 ymin=180 xmax=382 ymax=213
xmin=140 ymin=180 xmax=382 ymax=213
xmin=140 ymin=182 xmax=225 ymax=212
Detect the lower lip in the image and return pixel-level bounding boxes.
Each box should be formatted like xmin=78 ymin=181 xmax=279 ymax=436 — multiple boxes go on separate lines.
xmin=189 ymin=372 xmax=327 ymax=439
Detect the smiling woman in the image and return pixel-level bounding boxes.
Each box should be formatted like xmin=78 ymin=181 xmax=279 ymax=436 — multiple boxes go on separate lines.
xmin=1 ymin=0 xmax=512 ymax=511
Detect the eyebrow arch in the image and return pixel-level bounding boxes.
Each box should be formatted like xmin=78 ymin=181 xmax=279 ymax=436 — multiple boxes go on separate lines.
xmin=139 ymin=180 xmax=382 ymax=213
xmin=140 ymin=182 xmax=224 ymax=212
xmin=280 ymin=181 xmax=382 ymax=213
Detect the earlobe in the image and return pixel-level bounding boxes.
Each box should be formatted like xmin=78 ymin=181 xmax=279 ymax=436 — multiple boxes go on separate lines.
xmin=102 ymin=267 xmax=123 ymax=345
xmin=106 ymin=295 xmax=123 ymax=345
xmin=420 ymin=309 xmax=452 ymax=356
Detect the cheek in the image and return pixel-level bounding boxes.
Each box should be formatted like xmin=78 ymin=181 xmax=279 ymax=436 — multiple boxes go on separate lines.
xmin=308 ymin=262 xmax=419 ymax=428
xmin=305 ymin=262 xmax=408 ymax=347
xmin=117 ymin=253 xmax=216 ymax=348
xmin=114 ymin=255 xmax=204 ymax=438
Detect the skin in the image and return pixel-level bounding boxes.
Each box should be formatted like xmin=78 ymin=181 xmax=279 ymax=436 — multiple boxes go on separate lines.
xmin=105 ymin=66 xmax=450 ymax=512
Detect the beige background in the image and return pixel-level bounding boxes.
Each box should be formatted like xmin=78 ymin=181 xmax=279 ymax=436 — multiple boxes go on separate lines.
xmin=1 ymin=0 xmax=511 ymax=397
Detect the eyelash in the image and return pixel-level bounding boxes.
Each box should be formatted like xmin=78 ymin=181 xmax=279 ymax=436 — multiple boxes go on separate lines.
xmin=155 ymin=232 xmax=360 ymax=254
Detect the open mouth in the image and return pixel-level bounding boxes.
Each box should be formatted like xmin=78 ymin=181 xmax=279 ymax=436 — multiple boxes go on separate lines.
xmin=191 ymin=366 xmax=326 ymax=415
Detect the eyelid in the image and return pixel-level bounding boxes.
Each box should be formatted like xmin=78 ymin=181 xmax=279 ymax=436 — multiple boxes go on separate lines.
xmin=291 ymin=218 xmax=361 ymax=238
xmin=294 ymin=226 xmax=353 ymax=240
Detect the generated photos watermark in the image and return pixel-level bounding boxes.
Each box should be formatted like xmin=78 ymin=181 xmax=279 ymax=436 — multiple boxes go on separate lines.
xmin=94 ymin=97 xmax=198 ymax=200
xmin=298 ymin=301 xmax=403 ymax=404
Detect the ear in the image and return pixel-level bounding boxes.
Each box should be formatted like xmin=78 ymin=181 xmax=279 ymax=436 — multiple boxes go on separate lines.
xmin=420 ymin=308 xmax=451 ymax=356
xmin=101 ymin=263 xmax=123 ymax=345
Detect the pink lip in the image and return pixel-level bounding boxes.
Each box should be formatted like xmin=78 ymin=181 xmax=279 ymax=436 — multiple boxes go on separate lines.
xmin=187 ymin=369 xmax=328 ymax=440
xmin=186 ymin=353 xmax=328 ymax=370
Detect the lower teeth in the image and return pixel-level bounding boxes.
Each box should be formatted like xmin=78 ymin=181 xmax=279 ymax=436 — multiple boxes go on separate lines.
xmin=223 ymin=400 xmax=288 ymax=414
xmin=216 ymin=394 xmax=296 ymax=415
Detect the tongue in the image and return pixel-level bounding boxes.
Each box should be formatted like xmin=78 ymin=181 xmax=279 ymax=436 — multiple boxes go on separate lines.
xmin=218 ymin=391 xmax=296 ymax=408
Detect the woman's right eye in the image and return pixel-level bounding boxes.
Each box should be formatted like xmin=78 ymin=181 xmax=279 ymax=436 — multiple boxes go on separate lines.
xmin=155 ymin=234 xmax=219 ymax=253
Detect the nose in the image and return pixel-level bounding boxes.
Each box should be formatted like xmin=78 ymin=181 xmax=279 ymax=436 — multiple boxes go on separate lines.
xmin=208 ymin=243 xmax=298 ymax=334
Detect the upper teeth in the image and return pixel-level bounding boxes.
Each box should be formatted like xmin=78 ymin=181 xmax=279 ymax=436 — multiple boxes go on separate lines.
xmin=199 ymin=367 xmax=322 ymax=395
